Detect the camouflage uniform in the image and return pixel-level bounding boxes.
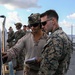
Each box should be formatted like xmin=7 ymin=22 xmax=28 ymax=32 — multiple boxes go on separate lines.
xmin=38 ymin=27 xmax=73 ymax=75
xmin=12 ymin=29 xmax=25 ymax=44
xmin=7 ymin=27 xmax=14 ymax=48
xmin=7 ymin=23 xmax=25 ymax=44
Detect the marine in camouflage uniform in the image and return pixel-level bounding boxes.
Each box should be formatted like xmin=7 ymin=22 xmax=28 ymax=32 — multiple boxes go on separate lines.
xmin=38 ymin=9 xmax=73 ymax=75
xmin=7 ymin=26 xmax=14 ymax=48
xmin=7 ymin=22 xmax=25 ymax=44
xmin=2 ymin=13 xmax=48 ymax=75
xmin=7 ymin=22 xmax=25 ymax=71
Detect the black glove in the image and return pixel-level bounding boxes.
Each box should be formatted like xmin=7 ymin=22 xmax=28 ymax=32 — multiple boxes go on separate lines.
xmin=2 ymin=52 xmax=8 ymax=64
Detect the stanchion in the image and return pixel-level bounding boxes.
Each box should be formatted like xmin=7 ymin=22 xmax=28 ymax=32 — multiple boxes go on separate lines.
xmin=0 ymin=15 xmax=6 ymax=75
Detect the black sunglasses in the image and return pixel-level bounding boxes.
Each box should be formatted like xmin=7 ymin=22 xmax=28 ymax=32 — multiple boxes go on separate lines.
xmin=30 ymin=23 xmax=40 ymax=27
xmin=41 ymin=19 xmax=52 ymax=26
xmin=41 ymin=21 xmax=47 ymax=26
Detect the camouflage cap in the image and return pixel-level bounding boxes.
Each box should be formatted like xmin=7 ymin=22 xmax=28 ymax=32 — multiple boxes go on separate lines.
xmin=15 ymin=22 xmax=22 ymax=27
xmin=28 ymin=13 xmax=40 ymax=25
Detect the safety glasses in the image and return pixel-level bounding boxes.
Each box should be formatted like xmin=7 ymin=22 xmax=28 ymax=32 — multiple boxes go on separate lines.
xmin=41 ymin=21 xmax=47 ymax=26
xmin=30 ymin=23 xmax=39 ymax=27
xmin=41 ymin=19 xmax=52 ymax=26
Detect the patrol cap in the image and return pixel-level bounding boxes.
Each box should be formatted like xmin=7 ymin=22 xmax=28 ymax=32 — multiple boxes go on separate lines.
xmin=15 ymin=22 xmax=22 ymax=27
xmin=28 ymin=13 xmax=40 ymax=25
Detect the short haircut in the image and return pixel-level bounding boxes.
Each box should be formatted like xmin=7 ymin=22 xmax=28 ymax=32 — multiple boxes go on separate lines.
xmin=40 ymin=12 xmax=46 ymax=18
xmin=40 ymin=9 xmax=59 ymax=21
xmin=23 ymin=25 xmax=27 ymax=27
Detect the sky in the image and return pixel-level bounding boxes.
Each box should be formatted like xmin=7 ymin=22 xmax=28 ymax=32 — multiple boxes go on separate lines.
xmin=0 ymin=0 xmax=75 ymax=35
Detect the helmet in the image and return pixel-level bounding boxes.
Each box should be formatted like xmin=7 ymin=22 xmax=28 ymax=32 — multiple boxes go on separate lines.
xmin=15 ymin=22 xmax=22 ymax=28
xmin=28 ymin=13 xmax=40 ymax=25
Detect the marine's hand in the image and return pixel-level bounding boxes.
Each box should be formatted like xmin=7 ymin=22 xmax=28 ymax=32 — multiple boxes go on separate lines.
xmin=2 ymin=52 xmax=8 ymax=64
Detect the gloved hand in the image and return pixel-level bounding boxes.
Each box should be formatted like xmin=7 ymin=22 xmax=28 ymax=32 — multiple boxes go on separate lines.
xmin=2 ymin=52 xmax=8 ymax=64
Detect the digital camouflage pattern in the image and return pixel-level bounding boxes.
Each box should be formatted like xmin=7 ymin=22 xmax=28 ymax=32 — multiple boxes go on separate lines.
xmin=28 ymin=13 xmax=40 ymax=25
xmin=38 ymin=27 xmax=73 ymax=75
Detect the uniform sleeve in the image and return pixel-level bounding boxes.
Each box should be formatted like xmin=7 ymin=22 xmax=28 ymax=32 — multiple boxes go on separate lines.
xmin=7 ymin=36 xmax=25 ymax=62
xmin=38 ymin=36 xmax=63 ymax=75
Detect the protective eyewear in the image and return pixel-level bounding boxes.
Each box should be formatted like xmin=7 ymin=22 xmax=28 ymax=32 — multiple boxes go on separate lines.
xmin=41 ymin=21 xmax=47 ymax=26
xmin=41 ymin=19 xmax=52 ymax=26
xmin=30 ymin=23 xmax=39 ymax=27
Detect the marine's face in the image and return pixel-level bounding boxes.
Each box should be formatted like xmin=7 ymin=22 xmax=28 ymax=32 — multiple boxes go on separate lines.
xmin=41 ymin=15 xmax=53 ymax=33
xmin=16 ymin=25 xmax=21 ymax=30
xmin=30 ymin=23 xmax=40 ymax=34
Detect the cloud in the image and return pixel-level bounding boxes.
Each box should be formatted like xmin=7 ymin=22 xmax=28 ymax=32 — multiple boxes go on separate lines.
xmin=0 ymin=0 xmax=41 ymax=10
xmin=0 ymin=18 xmax=3 ymax=31
xmin=26 ymin=9 xmax=31 ymax=12
xmin=67 ymin=13 xmax=75 ymax=19
xmin=0 ymin=11 xmax=21 ymax=31
xmin=4 ymin=4 xmax=15 ymax=10
xmin=7 ymin=11 xmax=21 ymax=23
xmin=59 ymin=19 xmax=72 ymax=27
xmin=6 ymin=11 xmax=22 ymax=31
